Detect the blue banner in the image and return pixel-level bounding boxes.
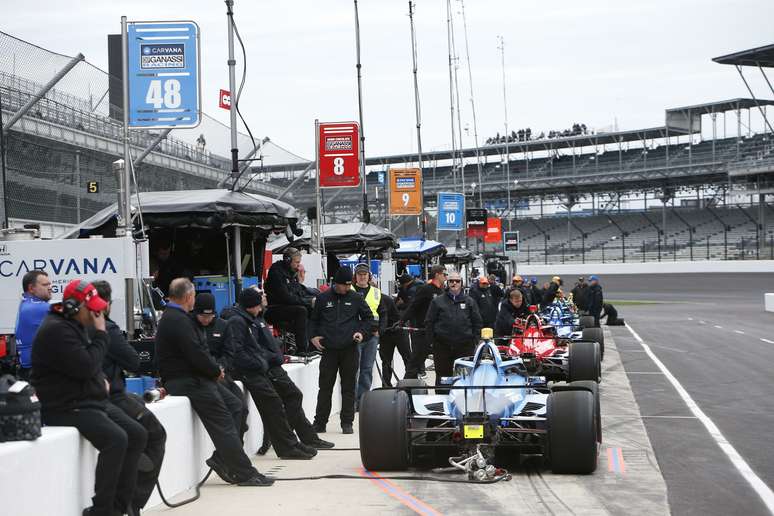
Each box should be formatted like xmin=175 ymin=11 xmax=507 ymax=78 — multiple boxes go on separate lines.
xmin=437 ymin=192 xmax=464 ymax=231
xmin=127 ymin=21 xmax=201 ymax=128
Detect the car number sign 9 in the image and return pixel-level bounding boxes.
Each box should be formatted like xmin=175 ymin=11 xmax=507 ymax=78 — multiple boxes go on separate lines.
xmin=318 ymin=122 xmax=360 ymax=188
xmin=389 ymin=168 xmax=422 ymax=216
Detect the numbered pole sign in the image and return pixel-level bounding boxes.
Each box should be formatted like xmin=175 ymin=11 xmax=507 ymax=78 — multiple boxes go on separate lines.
xmin=437 ymin=192 xmax=464 ymax=231
xmin=318 ymin=122 xmax=360 ymax=188
xmin=127 ymin=21 xmax=201 ymax=129
xmin=466 ymin=208 xmax=487 ymax=238
xmin=504 ymin=231 xmax=519 ymax=252
xmin=484 ymin=217 xmax=503 ymax=244
xmin=389 ymin=168 xmax=422 ymax=216
xmin=219 ymin=89 xmax=231 ymax=110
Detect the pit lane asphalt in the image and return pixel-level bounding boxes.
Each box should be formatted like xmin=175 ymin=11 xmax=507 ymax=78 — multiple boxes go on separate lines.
xmin=602 ymin=272 xmax=774 ymax=516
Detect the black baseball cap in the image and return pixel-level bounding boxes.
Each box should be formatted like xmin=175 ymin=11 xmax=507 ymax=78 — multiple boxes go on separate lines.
xmin=193 ymin=293 xmax=216 ymax=315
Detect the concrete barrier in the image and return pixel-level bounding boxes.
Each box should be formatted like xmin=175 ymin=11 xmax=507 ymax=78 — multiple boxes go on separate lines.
xmin=515 ymin=260 xmax=774 ymax=276
xmin=766 ymin=293 xmax=774 ymax=313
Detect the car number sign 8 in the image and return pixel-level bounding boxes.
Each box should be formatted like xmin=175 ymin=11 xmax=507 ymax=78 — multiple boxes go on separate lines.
xmin=318 ymin=122 xmax=360 ymax=188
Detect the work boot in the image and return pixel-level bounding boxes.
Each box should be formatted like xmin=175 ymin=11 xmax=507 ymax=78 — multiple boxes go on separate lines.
xmin=277 ymin=445 xmax=315 ymax=460
xmin=237 ymin=473 xmax=275 ymax=487
xmin=296 ymin=442 xmax=319 ymax=456
xmin=312 ymin=421 xmax=326 ymax=433
xmin=206 ymin=456 xmax=238 ymax=484
xmin=341 ymin=423 xmax=354 ymax=434
xmin=305 ymin=438 xmax=335 ymax=449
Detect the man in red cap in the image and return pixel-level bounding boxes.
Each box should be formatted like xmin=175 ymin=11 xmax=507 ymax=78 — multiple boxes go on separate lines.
xmin=31 ymin=279 xmax=148 ymax=516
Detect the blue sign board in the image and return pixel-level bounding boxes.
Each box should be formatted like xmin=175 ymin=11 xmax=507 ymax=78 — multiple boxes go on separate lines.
xmin=437 ymin=192 xmax=464 ymax=231
xmin=378 ymin=171 xmax=385 ymax=184
xmin=127 ymin=21 xmax=201 ymax=128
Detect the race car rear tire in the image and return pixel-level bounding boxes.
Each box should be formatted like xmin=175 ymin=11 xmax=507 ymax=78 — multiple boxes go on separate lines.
xmin=548 ymin=390 xmax=598 ymax=474
xmin=579 ymin=316 xmax=596 ymax=329
xmin=397 ymin=379 xmax=428 ymax=395
xmin=582 ymin=327 xmax=605 ymax=360
xmin=359 ymin=389 xmax=410 ymax=471
xmin=568 ymin=341 xmax=601 ymax=383
xmin=568 ymin=381 xmax=602 ymax=444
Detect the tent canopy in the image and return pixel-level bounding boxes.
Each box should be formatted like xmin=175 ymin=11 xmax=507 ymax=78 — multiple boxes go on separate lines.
xmin=441 ymin=246 xmax=475 ymax=263
xmin=268 ymin=222 xmax=397 ymax=254
xmin=394 ymin=238 xmax=446 ymax=260
xmin=59 ymin=189 xmax=298 ymax=239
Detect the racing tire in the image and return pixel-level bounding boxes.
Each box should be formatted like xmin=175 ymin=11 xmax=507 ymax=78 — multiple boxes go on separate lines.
xmin=582 ymin=327 xmax=605 ymax=360
xmin=579 ymin=316 xmax=596 ymax=329
xmin=548 ymin=390 xmax=598 ymax=474
xmin=565 ymin=381 xmax=602 ymax=444
xmin=397 ymin=378 xmax=428 ymax=395
xmin=568 ymin=341 xmax=601 ymax=383
xmin=359 ymin=389 xmax=410 ymax=471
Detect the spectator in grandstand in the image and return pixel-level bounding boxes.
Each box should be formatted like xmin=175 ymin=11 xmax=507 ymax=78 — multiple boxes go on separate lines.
xmin=14 ymin=270 xmax=52 ymax=380
xmin=228 ymin=288 xmax=333 ymax=459
xmin=310 ymin=267 xmax=373 ymax=434
xmin=379 ymin=293 xmax=410 ymax=387
xmin=157 ymin=278 xmax=273 ymax=487
xmin=495 ymin=289 xmax=531 ymax=338
xmin=542 ymin=276 xmax=563 ymax=308
xmin=31 ymin=279 xmax=147 ymax=516
xmin=352 ymin=263 xmax=386 ymax=406
xmin=92 ymin=281 xmax=166 ymax=515
xmin=192 ymin=293 xmax=248 ymax=442
xmin=571 ymin=277 xmax=589 ymax=311
xmin=401 ymin=265 xmax=447 ymax=380
xmin=264 ymin=247 xmax=312 ymax=354
xmin=586 ymin=275 xmax=604 ymax=327
xmin=469 ymin=276 xmax=499 ymax=329
xmin=425 ymin=271 xmax=482 ymax=386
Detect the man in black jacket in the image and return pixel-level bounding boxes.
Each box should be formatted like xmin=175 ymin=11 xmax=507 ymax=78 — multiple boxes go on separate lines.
xmin=495 ymin=289 xmax=531 ymax=337
xmin=310 ymin=267 xmax=373 ymax=434
xmin=378 ymin=294 xmax=410 ymax=387
xmin=395 ymin=273 xmax=422 ymax=311
xmin=31 ymin=279 xmax=147 ymax=516
xmin=92 ymin=281 xmax=166 ymax=516
xmin=530 ymin=277 xmax=542 ymax=308
xmin=401 ymin=265 xmax=447 ymax=379
xmin=264 ymin=247 xmax=312 ymax=353
xmin=507 ymin=275 xmax=533 ymax=307
xmin=469 ymin=276 xmax=498 ymax=329
xmin=425 ymin=271 xmax=483 ymax=385
xmin=228 ymin=288 xmax=334 ymax=459
xmin=571 ymin=277 xmax=589 ymax=311
xmin=585 ymin=275 xmax=604 ymax=327
xmin=157 ymin=278 xmax=272 ymax=487
xmin=542 ymin=276 xmax=563 ymax=308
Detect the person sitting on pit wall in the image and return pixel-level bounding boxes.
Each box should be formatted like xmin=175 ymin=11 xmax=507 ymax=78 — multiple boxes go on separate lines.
xmin=228 ymin=288 xmax=334 ymax=459
xmin=495 ymin=288 xmax=531 ymax=338
xmin=32 ymin=279 xmax=147 ymax=516
xmin=157 ymin=278 xmax=273 ymax=487
xmin=264 ymin=247 xmax=313 ymax=353
xmin=14 ymin=270 xmax=53 ymax=380
xmin=92 ymin=280 xmax=166 ymax=516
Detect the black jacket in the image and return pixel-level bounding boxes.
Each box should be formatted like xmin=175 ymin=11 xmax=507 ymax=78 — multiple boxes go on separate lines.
xmin=468 ymin=284 xmax=499 ymax=328
xmin=396 ymin=280 xmax=423 ymax=312
xmin=530 ymin=285 xmax=543 ymax=306
xmin=506 ymin=285 xmax=533 ymax=306
xmin=382 ymin=295 xmax=402 ymax=335
xmin=265 ymin=260 xmax=310 ymax=308
xmin=157 ymin=305 xmax=221 ymax=382
xmin=571 ymin=283 xmax=589 ymax=310
xmin=31 ymin=311 xmax=109 ymax=412
xmin=193 ymin=316 xmax=232 ymax=371
xmin=227 ymin=307 xmax=284 ymax=375
xmin=542 ymin=282 xmax=561 ymax=307
xmin=586 ymin=284 xmax=604 ymax=316
xmin=353 ymin=284 xmax=387 ymax=334
xmin=101 ymin=317 xmax=140 ymax=394
xmin=494 ymin=301 xmax=530 ymax=337
xmin=310 ymin=289 xmax=373 ymax=350
xmin=402 ymin=282 xmax=444 ymax=329
xmin=425 ymin=291 xmax=483 ymax=346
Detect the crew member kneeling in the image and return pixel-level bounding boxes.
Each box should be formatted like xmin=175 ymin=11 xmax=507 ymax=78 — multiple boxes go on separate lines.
xmin=157 ymin=278 xmax=272 ymax=487
xmin=31 ymin=279 xmax=147 ymax=516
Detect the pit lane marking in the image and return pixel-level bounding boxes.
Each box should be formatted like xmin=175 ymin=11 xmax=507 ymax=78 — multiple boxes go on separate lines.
xmin=761 ymin=338 xmax=774 ymax=344
xmin=360 ymin=468 xmax=442 ymax=516
xmin=606 ymin=447 xmax=627 ymax=474
xmin=734 ymin=330 xmax=745 ymax=335
xmin=626 ymin=323 xmax=774 ymax=514
xmin=713 ymin=325 xmax=723 ymax=329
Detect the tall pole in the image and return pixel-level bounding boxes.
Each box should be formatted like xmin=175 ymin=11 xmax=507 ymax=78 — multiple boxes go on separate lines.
xmin=353 ymin=0 xmax=370 ymax=223
xmin=449 ymin=1 xmax=467 ymax=247
xmin=408 ymin=1 xmax=426 ymax=239
xmin=445 ymin=0 xmax=458 ymax=189
xmin=458 ymin=0 xmax=483 ymax=207
xmin=75 ymin=151 xmax=81 ymax=223
xmin=0 ymin=89 xmax=8 ymax=228
xmin=225 ymin=1 xmax=239 ymax=181
xmin=498 ymin=35 xmax=511 ymax=230
xmin=120 ymin=16 xmax=131 ymax=237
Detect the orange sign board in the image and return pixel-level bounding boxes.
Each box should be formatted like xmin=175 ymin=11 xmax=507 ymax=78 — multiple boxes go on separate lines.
xmin=389 ymin=168 xmax=422 ymax=216
xmin=484 ymin=217 xmax=502 ymax=243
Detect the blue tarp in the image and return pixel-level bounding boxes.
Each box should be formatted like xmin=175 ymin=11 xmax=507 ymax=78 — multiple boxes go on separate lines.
xmin=394 ymin=238 xmax=446 ymax=259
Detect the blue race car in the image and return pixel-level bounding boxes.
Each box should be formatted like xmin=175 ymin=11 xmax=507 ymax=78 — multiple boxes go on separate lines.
xmin=542 ymin=302 xmax=605 ymax=358
xmin=359 ymin=330 xmax=600 ymax=475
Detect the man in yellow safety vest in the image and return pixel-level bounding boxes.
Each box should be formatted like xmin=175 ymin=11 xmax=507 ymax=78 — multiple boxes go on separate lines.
xmin=352 ymin=263 xmax=387 ymax=408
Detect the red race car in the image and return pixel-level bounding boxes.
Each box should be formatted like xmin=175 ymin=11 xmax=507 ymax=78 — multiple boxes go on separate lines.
xmin=501 ymin=308 xmax=601 ymax=383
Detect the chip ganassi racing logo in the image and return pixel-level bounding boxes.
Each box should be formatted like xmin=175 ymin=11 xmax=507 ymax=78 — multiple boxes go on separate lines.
xmin=141 ymin=44 xmax=185 ymax=69
xmin=324 ymin=136 xmax=353 ymax=152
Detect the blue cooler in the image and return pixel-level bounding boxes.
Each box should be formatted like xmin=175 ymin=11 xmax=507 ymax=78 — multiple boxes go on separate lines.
xmin=125 ymin=378 xmax=144 ymax=396
xmin=141 ymin=376 xmax=156 ymax=392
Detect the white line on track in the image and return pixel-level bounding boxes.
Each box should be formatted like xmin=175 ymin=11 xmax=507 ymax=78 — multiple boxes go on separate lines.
xmin=625 ymin=322 xmax=774 ymax=514
xmin=688 ymin=317 xmax=694 ymax=321
xmin=714 ymin=325 xmax=723 ymax=329
xmin=735 ymin=330 xmax=746 ymax=335
xmin=762 ymin=338 xmax=774 ymax=344
xmin=699 ymin=320 xmax=707 ymax=324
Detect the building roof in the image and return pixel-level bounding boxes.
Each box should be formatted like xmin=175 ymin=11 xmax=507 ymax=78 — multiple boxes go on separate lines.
xmin=713 ymin=44 xmax=774 ymax=68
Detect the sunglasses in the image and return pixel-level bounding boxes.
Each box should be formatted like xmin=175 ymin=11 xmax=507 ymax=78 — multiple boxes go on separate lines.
xmin=448 ymin=279 xmax=461 ymax=284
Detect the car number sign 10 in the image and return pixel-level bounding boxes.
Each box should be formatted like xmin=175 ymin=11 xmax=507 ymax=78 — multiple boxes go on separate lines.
xmin=126 ymin=21 xmax=201 ymax=129
xmin=437 ymin=192 xmax=464 ymax=231
xmin=318 ymin=122 xmax=361 ymax=188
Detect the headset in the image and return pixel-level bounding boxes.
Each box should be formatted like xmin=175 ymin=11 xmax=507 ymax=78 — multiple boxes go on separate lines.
xmin=283 ymin=247 xmax=300 ymax=264
xmin=61 ymin=280 xmax=91 ymax=318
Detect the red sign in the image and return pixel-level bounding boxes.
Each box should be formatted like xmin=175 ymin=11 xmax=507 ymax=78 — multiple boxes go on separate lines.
xmin=318 ymin=122 xmax=360 ymax=188
xmin=484 ymin=217 xmax=502 ymax=243
xmin=219 ymin=89 xmax=231 ymax=110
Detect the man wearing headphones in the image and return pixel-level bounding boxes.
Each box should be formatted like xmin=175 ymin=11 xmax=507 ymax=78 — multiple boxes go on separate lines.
xmin=352 ymin=263 xmax=386 ymax=406
xmin=31 ymin=279 xmax=147 ymax=516
xmin=264 ymin=247 xmax=312 ymax=354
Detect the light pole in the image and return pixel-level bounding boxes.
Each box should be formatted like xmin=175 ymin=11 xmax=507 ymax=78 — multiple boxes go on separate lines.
xmin=498 ymin=35 xmax=510 ymax=231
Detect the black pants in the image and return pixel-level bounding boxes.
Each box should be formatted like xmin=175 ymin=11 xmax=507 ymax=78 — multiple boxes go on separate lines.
xmin=266 ymin=305 xmax=309 ymax=353
xmin=221 ymin=375 xmax=249 ymax=442
xmin=379 ymin=332 xmax=411 ymax=387
xmin=17 ymin=367 xmax=31 ymax=381
xmin=404 ymin=331 xmax=430 ymax=379
xmin=42 ymin=403 xmax=147 ymax=516
xmin=314 ymin=346 xmax=358 ymax=426
xmin=110 ymin=392 xmax=167 ymax=512
xmin=433 ymin=338 xmax=475 ymax=386
xmin=164 ymin=377 xmax=258 ymax=482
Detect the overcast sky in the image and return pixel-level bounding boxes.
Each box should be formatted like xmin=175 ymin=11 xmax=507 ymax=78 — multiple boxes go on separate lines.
xmin=3 ymin=0 xmax=774 ymax=160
